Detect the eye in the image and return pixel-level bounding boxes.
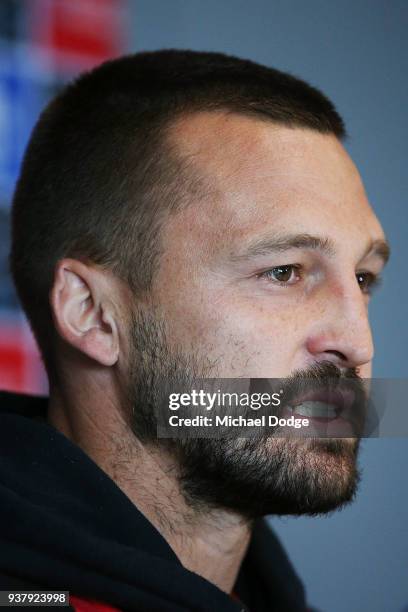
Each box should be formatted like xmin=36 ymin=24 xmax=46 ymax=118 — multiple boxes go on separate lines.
xmin=258 ymin=265 xmax=301 ymax=286
xmin=356 ymin=271 xmax=382 ymax=295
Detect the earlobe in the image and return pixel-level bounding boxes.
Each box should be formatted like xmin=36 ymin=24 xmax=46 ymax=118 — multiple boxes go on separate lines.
xmin=50 ymin=259 xmax=119 ymax=367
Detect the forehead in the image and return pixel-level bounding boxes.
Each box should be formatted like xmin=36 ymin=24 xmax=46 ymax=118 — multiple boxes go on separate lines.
xmin=163 ymin=111 xmax=384 ymax=260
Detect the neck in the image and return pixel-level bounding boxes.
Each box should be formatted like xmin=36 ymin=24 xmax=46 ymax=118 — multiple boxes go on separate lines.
xmin=47 ymin=380 xmax=252 ymax=594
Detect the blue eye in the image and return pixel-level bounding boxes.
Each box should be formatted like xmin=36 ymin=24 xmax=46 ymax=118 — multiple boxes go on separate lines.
xmin=259 ymin=265 xmax=301 ymax=285
xmin=356 ymin=272 xmax=382 ymax=295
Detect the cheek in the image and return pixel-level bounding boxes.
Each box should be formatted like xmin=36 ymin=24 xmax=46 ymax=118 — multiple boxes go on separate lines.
xmin=192 ymin=297 xmax=306 ymax=377
xmin=225 ymin=303 xmax=305 ymax=377
xmin=152 ymin=268 xmax=309 ymax=377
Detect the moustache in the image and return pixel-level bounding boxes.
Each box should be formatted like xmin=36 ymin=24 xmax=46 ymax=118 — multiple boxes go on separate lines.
xmin=248 ymin=361 xmax=370 ymax=438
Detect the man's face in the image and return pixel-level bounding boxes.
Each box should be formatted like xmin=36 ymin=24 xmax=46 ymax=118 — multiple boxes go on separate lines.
xmin=127 ymin=112 xmax=388 ymax=518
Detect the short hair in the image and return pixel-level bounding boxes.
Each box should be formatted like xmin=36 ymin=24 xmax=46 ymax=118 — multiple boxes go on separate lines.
xmin=9 ymin=49 xmax=346 ymax=381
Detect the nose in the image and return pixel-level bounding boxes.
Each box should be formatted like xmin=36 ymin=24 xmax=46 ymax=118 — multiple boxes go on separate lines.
xmin=306 ymin=278 xmax=374 ymax=370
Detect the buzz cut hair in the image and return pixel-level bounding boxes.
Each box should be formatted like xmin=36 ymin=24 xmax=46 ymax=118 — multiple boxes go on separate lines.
xmin=9 ymin=49 xmax=346 ymax=380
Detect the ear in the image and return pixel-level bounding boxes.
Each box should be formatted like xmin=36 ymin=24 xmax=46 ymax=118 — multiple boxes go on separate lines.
xmin=50 ymin=259 xmax=119 ymax=366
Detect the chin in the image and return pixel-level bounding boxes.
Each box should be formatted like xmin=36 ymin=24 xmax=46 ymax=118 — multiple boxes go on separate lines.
xmin=177 ymin=435 xmax=361 ymax=519
xmin=255 ymin=436 xmax=361 ymax=517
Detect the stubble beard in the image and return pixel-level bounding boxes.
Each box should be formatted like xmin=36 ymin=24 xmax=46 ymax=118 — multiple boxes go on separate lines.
xmin=124 ymin=307 xmax=362 ymax=519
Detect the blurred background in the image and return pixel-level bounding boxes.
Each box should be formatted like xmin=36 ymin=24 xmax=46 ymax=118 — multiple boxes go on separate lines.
xmin=0 ymin=1 xmax=406 ymax=611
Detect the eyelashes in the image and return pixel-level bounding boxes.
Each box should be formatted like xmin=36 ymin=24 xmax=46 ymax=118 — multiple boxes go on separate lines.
xmin=257 ymin=265 xmax=301 ymax=286
xmin=257 ymin=265 xmax=383 ymax=295
xmin=356 ymin=271 xmax=382 ymax=295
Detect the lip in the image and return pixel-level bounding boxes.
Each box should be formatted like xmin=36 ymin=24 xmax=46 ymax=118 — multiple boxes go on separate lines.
xmin=289 ymin=388 xmax=355 ymax=414
xmin=280 ymin=404 xmax=358 ymax=437
xmin=277 ymin=383 xmax=368 ymax=438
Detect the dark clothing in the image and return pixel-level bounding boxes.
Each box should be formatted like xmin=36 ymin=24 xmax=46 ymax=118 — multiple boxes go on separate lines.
xmin=0 ymin=390 xmax=308 ymax=612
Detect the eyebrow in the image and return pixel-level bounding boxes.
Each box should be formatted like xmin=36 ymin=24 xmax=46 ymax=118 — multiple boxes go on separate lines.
xmin=230 ymin=232 xmax=391 ymax=265
xmin=367 ymin=239 xmax=391 ymax=265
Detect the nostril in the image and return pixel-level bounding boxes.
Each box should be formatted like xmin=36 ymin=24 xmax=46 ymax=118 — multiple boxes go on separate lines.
xmin=323 ymin=349 xmax=347 ymax=363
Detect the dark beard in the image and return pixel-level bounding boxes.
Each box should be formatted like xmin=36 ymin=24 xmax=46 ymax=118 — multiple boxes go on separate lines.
xmin=124 ymin=307 xmax=363 ymax=519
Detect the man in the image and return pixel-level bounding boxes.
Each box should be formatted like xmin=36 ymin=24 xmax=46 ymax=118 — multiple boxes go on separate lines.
xmin=0 ymin=50 xmax=389 ymax=611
